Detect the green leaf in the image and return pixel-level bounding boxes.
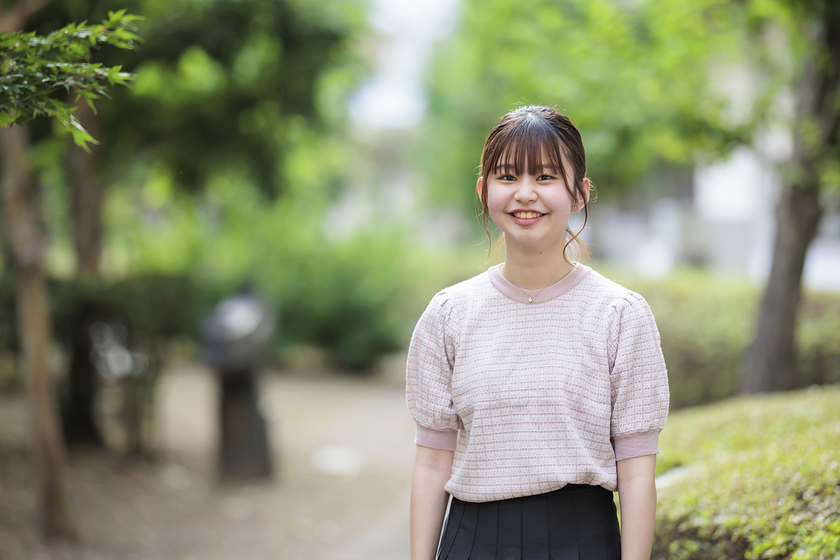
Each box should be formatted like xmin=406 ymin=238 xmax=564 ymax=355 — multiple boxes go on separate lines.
xmin=65 ymin=113 xmax=99 ymax=152
xmin=0 ymin=13 xmax=140 ymax=139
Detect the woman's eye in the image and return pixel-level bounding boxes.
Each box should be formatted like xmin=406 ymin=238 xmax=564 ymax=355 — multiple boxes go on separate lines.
xmin=498 ymin=174 xmax=516 ymax=181
xmin=537 ymin=174 xmax=556 ymax=181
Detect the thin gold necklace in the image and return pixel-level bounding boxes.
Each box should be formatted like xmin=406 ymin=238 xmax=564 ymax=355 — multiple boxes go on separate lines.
xmin=516 ymin=285 xmax=547 ymax=303
xmin=502 ymin=265 xmax=570 ymax=303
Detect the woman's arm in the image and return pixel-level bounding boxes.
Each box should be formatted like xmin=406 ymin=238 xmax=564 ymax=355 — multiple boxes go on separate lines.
xmin=616 ymin=454 xmax=657 ymax=560
xmin=410 ymin=444 xmax=454 ymax=560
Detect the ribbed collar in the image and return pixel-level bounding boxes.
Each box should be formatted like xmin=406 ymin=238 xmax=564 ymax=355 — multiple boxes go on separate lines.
xmin=488 ymin=263 xmax=590 ymax=304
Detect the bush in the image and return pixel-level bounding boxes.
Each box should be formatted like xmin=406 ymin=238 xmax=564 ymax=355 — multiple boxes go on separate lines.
xmin=268 ymin=233 xmax=417 ymax=370
xmin=797 ymin=293 xmax=840 ymax=387
xmin=51 ymin=274 xmax=206 ymax=345
xmin=8 ymin=260 xmax=834 ymax=382
xmin=0 ymin=237 xmax=476 ymax=375
xmin=0 ymin=272 xmax=207 ymax=361
xmin=607 ymin=268 xmax=840 ymax=409
xmin=252 ymin=231 xmax=477 ymax=371
xmin=653 ymin=386 xmax=840 ymax=559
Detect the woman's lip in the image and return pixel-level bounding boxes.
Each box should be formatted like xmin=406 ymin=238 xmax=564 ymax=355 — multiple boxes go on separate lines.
xmin=509 ymin=211 xmax=546 ymax=226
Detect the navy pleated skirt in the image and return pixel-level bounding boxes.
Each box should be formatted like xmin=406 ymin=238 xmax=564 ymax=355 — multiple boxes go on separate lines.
xmin=437 ymin=484 xmax=621 ymax=560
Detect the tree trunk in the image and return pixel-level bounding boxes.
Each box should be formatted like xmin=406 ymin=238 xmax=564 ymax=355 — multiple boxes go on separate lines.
xmin=63 ymin=96 xmax=106 ymax=447
xmin=0 ymin=0 xmax=52 ymax=33
xmin=743 ymin=10 xmax=840 ymax=394
xmin=742 ymin=183 xmax=822 ymax=393
xmin=18 ymin=268 xmax=79 ymax=538
xmin=62 ymin=311 xmax=104 ymax=447
xmin=1 ymin=124 xmax=78 ymax=539
xmin=68 ymin=96 xmax=104 ymax=277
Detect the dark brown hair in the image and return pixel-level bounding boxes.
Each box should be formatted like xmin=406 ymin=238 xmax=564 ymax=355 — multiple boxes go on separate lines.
xmin=477 ymin=105 xmax=591 ymax=264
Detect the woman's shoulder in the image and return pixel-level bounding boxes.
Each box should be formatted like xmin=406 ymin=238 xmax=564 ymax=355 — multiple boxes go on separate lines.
xmin=428 ymin=267 xmax=494 ymax=306
xmin=417 ymin=270 xmax=493 ymax=334
xmin=576 ymin=266 xmax=651 ymax=312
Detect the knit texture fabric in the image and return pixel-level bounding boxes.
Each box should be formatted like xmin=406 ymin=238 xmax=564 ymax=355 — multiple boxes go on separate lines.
xmin=406 ymin=264 xmax=669 ymax=503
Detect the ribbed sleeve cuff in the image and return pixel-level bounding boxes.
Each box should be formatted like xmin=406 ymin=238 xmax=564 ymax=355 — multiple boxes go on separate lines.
xmin=612 ymin=429 xmax=661 ymax=461
xmin=415 ymin=424 xmax=458 ymax=451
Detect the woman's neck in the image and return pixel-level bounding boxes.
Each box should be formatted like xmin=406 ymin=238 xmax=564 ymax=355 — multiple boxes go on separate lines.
xmin=501 ymin=250 xmax=576 ymax=290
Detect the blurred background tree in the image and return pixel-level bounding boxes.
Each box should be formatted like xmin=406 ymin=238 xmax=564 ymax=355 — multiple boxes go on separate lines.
xmin=742 ymin=0 xmax=839 ymax=393
xmin=15 ymin=0 xmax=368 ymax=452
xmin=419 ymin=0 xmax=752 ymax=210
xmin=1 ymin=0 xmax=368 ymax=540
xmin=1 ymin=5 xmax=140 ymax=538
xmin=418 ymin=0 xmax=840 ymax=395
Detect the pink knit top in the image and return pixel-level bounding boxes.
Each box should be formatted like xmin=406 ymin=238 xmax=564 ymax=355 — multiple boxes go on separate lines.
xmin=406 ymin=264 xmax=669 ymax=503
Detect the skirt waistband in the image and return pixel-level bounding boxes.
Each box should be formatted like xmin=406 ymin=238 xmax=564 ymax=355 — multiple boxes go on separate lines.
xmin=438 ymin=484 xmax=621 ymax=560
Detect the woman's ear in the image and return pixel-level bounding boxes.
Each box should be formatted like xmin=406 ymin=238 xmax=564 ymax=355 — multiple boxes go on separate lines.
xmin=582 ymin=177 xmax=591 ymax=204
xmin=476 ymin=176 xmax=484 ymax=197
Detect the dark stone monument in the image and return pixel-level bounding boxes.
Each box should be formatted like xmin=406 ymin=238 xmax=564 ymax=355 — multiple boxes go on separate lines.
xmin=201 ymin=286 xmax=274 ymax=480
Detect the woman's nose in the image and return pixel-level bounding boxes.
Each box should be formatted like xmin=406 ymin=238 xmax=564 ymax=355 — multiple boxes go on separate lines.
xmin=515 ymin=178 xmax=537 ymax=201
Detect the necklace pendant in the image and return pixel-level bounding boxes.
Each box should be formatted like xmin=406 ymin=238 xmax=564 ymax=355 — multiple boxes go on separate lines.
xmin=528 ymin=297 xmax=533 ymax=303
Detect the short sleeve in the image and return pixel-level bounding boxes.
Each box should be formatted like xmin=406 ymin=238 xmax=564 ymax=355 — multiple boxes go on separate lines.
xmin=406 ymin=293 xmax=460 ymax=451
xmin=608 ymin=292 xmax=670 ymax=461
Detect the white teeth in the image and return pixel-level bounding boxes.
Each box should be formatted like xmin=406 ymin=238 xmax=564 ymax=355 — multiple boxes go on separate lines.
xmin=513 ymin=212 xmax=542 ymax=219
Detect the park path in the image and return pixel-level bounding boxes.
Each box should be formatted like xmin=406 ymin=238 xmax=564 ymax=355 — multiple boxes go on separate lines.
xmin=0 ymin=362 xmax=416 ymax=560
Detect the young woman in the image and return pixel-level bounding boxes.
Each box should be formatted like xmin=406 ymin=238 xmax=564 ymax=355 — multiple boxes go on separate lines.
xmin=406 ymin=105 xmax=669 ymax=560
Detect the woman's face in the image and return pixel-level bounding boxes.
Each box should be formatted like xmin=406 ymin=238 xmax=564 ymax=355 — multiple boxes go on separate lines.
xmin=481 ymin=151 xmax=585 ymax=254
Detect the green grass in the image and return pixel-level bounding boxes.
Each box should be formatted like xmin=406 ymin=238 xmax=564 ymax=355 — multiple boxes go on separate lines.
xmin=653 ymin=385 xmax=840 ymax=560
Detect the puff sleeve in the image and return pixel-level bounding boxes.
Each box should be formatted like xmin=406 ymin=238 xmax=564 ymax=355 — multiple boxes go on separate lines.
xmin=608 ymin=292 xmax=670 ymax=461
xmin=405 ymin=292 xmax=460 ymax=451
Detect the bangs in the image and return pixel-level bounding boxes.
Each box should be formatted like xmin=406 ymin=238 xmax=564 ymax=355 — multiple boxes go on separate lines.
xmin=483 ymin=115 xmax=569 ymax=181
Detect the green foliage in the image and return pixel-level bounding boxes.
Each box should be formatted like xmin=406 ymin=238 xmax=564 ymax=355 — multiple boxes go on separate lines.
xmin=654 ymin=386 xmax=840 ymax=559
xmin=263 ymin=232 xmax=431 ymax=370
xmin=420 ymin=0 xmax=758 ymax=211
xmin=89 ymin=117 xmax=452 ymax=370
xmin=10 ymin=0 xmax=371 ymax=369
xmin=608 ymin=268 xmax=840 ymax=408
xmin=797 ymin=292 xmax=840 ymax=384
xmin=0 ymin=10 xmax=140 ymax=149
xmin=81 ymin=0 xmax=366 ymax=196
xmin=264 ymin=236 xmax=484 ymax=371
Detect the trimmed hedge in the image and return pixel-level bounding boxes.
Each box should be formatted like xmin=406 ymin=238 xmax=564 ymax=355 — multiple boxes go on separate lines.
xmin=654 ymin=386 xmax=840 ymax=559
xmin=607 ymin=268 xmax=840 ymax=409
xmin=0 ymin=274 xmax=208 ymax=390
xmin=2 ymin=265 xmax=838 ymax=381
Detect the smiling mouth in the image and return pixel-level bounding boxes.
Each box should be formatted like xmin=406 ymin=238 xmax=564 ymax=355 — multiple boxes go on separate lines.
xmin=511 ymin=211 xmax=545 ymax=219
